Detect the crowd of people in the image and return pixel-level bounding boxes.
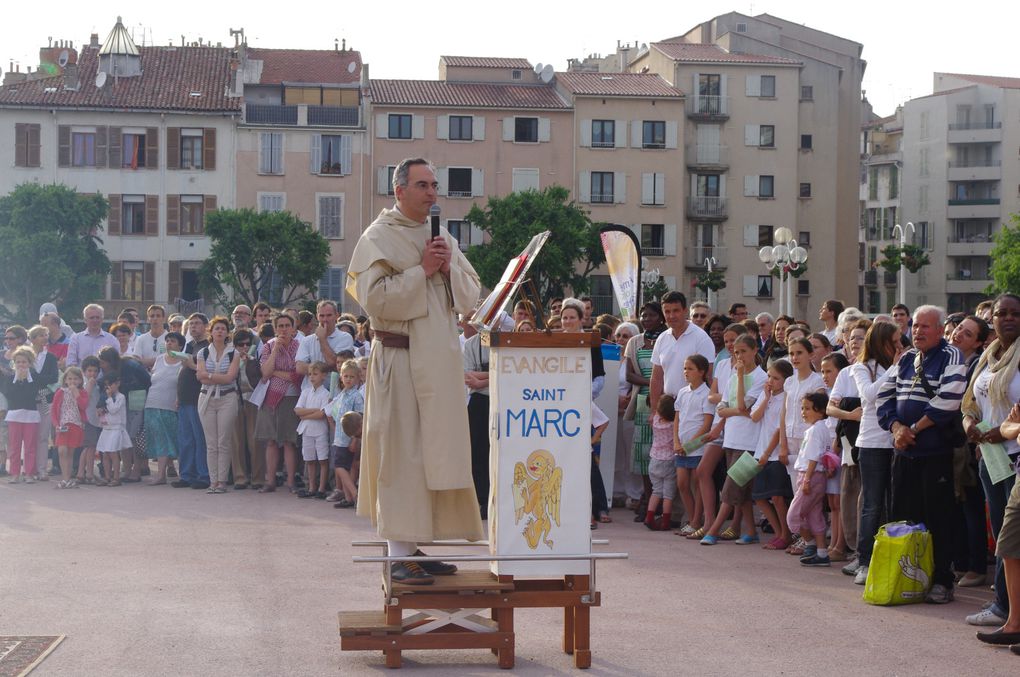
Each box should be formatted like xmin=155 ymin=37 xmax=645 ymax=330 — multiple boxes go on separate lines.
xmin=3 ymin=289 xmax=1020 ymax=651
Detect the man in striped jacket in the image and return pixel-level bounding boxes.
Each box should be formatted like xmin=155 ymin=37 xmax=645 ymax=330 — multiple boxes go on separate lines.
xmin=877 ymin=305 xmax=967 ymax=604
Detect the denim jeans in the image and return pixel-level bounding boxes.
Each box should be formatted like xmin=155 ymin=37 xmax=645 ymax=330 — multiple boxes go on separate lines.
xmin=177 ymin=404 xmax=209 ymax=484
xmin=979 ymin=458 xmax=1017 ymax=617
xmin=857 ymin=448 xmax=893 ymax=567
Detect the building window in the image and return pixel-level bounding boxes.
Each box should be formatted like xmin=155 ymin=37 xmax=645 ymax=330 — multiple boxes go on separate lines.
xmin=642 ymin=121 xmax=666 ymax=149
xmin=447 ymin=168 xmax=473 ymax=197
xmin=386 ymin=166 xmax=395 ymax=196
xmin=799 ymin=231 xmax=811 ymax=247
xmin=181 ymin=195 xmax=204 ymax=235
xmin=758 ymin=225 xmax=774 ymax=247
xmin=122 ymin=195 xmax=145 ymax=235
xmin=258 ymin=193 xmax=285 ymax=213
xmin=447 ymin=220 xmax=471 ymax=251
xmin=319 ymin=135 xmax=347 ymax=174
xmin=757 ymin=275 xmax=773 ymax=297
xmin=512 ymin=69 xmax=522 ymax=80
xmin=800 ymin=85 xmax=813 ymax=101
xmin=759 ymin=125 xmax=775 ymax=148
xmin=512 ymin=167 xmax=540 ymax=192
xmin=759 ymin=175 xmax=775 ymax=198
xmin=797 ymin=279 xmax=810 ymax=296
xmin=696 ymin=174 xmax=720 ymax=197
xmin=591 ymin=172 xmax=614 ymax=203
xmin=72 ymin=131 xmax=96 ymax=167
xmin=318 ymin=195 xmax=343 ymax=239
xmin=592 ymin=120 xmax=615 ymax=148
xmin=14 ymin=123 xmax=41 ymax=167
xmin=642 ymin=172 xmax=665 ymax=206
xmin=760 ymin=75 xmax=776 ymax=97
xmin=449 ymin=115 xmax=473 ymax=141
xmin=868 ymin=167 xmax=879 ymax=200
xmin=122 ymin=132 xmax=146 ymax=168
xmin=515 ymin=117 xmax=539 ymax=143
xmin=259 ymin=132 xmax=283 ymax=174
xmin=641 ymin=224 xmax=665 ymax=256
xmin=180 ymin=130 xmax=203 ymax=169
xmin=888 ymin=165 xmax=899 ymax=199
xmin=318 ymin=266 xmax=345 ymax=305
xmin=388 ymin=114 xmax=412 ymax=139
xmin=799 ymin=182 xmax=812 ymax=198
xmin=123 ymin=262 xmax=144 ymax=301
xmin=800 ymin=134 xmax=813 ymax=150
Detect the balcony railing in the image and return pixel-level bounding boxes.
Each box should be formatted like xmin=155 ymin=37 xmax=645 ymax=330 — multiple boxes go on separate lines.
xmin=948 ymin=160 xmax=1001 ymax=168
xmin=684 ymin=245 xmax=728 ymax=269
xmin=591 ymin=193 xmax=615 ymax=204
xmin=883 ymin=271 xmax=898 ymax=285
xmin=685 ymin=143 xmax=729 ymax=167
xmin=307 ymin=105 xmax=360 ymax=127
xmin=948 ymin=231 xmax=993 ymax=243
xmin=245 ymin=104 xmax=298 ymax=125
xmin=643 ymin=245 xmax=665 ymax=257
xmin=948 ymin=198 xmax=1000 ymax=206
xmin=864 ymin=270 xmax=878 ymax=285
xmin=947 ymin=271 xmax=992 ymax=281
xmin=244 ymin=104 xmax=361 ymax=127
xmin=686 ymin=95 xmax=730 ymax=119
xmin=686 ymin=196 xmax=728 ymax=220
xmin=948 ymin=121 xmax=1002 ymax=131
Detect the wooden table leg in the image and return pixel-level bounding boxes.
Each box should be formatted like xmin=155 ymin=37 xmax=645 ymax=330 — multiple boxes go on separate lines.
xmin=497 ymin=607 xmax=515 ymax=669
xmin=573 ymin=604 xmax=591 ymax=669
xmin=384 ymin=604 xmax=402 ymax=668
xmin=562 ymin=605 xmax=575 ymax=655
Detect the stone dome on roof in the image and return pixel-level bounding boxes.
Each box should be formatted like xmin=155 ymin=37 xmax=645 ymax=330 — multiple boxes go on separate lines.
xmin=99 ymin=16 xmax=140 ymax=56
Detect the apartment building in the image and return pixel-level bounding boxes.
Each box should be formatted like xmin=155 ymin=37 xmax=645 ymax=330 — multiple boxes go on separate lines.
xmin=233 ymin=43 xmax=367 ymax=309
xmin=900 ymin=72 xmax=1020 ymax=312
xmin=858 ymin=107 xmax=904 ymax=313
xmin=0 ymin=18 xmax=239 ymax=318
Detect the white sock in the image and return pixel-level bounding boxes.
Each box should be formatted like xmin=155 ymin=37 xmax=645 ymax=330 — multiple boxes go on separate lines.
xmin=387 ymin=540 xmax=416 ymax=558
xmin=817 ymin=548 xmax=828 ymax=558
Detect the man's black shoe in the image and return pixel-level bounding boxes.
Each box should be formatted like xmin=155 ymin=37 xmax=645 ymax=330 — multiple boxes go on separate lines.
xmin=190 ymin=481 xmax=210 ymax=490
xmin=170 ymin=480 xmax=191 ymax=488
xmin=413 ymin=550 xmax=458 ymax=576
xmin=391 ymin=561 xmax=434 ymax=585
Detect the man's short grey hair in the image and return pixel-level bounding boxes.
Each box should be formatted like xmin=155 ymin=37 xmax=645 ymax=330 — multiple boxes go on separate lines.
xmin=689 ymin=301 xmax=711 ymax=313
xmin=392 ymin=157 xmax=435 ymax=191
xmin=316 ymin=299 xmax=338 ymax=313
xmin=755 ymin=312 xmax=774 ymax=324
xmin=914 ymin=304 xmax=946 ymax=326
xmin=83 ymin=303 xmax=104 ymax=317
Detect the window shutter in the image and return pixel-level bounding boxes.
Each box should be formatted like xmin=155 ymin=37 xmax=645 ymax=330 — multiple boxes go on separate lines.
xmin=144 ymin=262 xmax=156 ymax=301
xmin=665 ymin=121 xmax=678 ymax=149
xmin=110 ymin=262 xmax=123 ymax=300
xmin=579 ymin=171 xmax=591 ymax=202
xmin=166 ymin=195 xmax=180 ymax=235
xmin=744 ymin=124 xmax=759 ymax=146
xmin=309 ymin=134 xmax=322 ymax=174
xmin=630 ymin=120 xmax=641 ymax=148
xmin=473 ymin=116 xmax=485 ymax=140
xmin=14 ymin=124 xmax=27 ymax=167
xmin=692 ymin=73 xmax=700 ymax=111
xmin=719 ymin=174 xmax=727 ymax=198
xmin=580 ymin=120 xmax=591 ymax=147
xmin=720 ymin=74 xmax=728 ymax=98
xmin=614 ymin=119 xmax=627 ymax=148
xmin=538 ymin=117 xmax=550 ymax=142
xmin=203 ymin=195 xmax=217 ymax=234
xmin=27 ymin=124 xmax=40 ymax=167
xmin=641 ymin=173 xmax=654 ymax=205
xmin=272 ymin=133 xmax=283 ymax=174
xmin=259 ymin=133 xmax=270 ymax=173
xmin=340 ymin=134 xmax=352 ymax=175
xmin=203 ymin=128 xmax=216 ymax=170
xmin=472 ymin=168 xmax=484 ymax=197
xmin=437 ymin=115 xmax=449 ymax=140
xmin=166 ymin=127 xmax=180 ymax=169
xmin=436 ymin=167 xmax=449 ymax=196
xmin=744 ymin=176 xmax=759 ymax=197
xmin=412 ymin=115 xmax=425 ymax=139
xmin=746 ymin=75 xmax=761 ymax=97
xmin=664 ymin=224 xmax=678 ymax=256
xmin=168 ymin=261 xmax=181 ymax=303
xmin=145 ymin=127 xmax=159 ymax=169
xmin=614 ymin=172 xmax=626 ymax=203
xmin=377 ymin=166 xmax=389 ymax=195
xmin=502 ymin=118 xmax=514 ymax=141
xmin=95 ymin=126 xmax=108 ymax=169
xmin=655 ymin=173 xmax=665 ymax=205
xmin=743 ymin=225 xmax=758 ymax=246
xmin=145 ymin=195 xmax=159 ymax=236
xmin=107 ymin=195 xmax=122 ymax=235
xmin=107 ymin=126 xmax=122 ymax=169
xmin=628 ymin=223 xmax=641 ymax=242
xmin=375 ymin=113 xmax=387 ymax=139
xmin=58 ymin=125 xmax=70 ymax=167
xmin=742 ymin=275 xmax=758 ymax=297
xmin=663 ymin=276 xmax=677 ymax=291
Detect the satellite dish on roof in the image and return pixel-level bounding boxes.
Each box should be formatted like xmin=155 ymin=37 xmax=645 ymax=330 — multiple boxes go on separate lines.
xmin=534 ymin=62 xmax=544 ymax=74
xmin=540 ymin=63 xmax=554 ymax=83
xmin=95 ymin=71 xmax=107 ymax=88
xmin=58 ymin=50 xmax=70 ymax=68
xmin=347 ymin=61 xmax=356 ymax=74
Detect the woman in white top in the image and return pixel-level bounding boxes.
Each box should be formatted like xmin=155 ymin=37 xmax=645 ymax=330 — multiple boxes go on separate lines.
xmin=850 ymin=321 xmax=901 ymax=583
xmin=144 ymin=332 xmax=185 ymax=485
xmin=196 ymin=317 xmax=241 ymax=494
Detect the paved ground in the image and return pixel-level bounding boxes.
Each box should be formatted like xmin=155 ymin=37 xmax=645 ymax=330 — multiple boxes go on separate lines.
xmin=1 ymin=480 xmax=1015 ymax=675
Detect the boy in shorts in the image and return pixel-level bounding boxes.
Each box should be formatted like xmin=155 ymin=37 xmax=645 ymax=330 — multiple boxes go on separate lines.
xmin=293 ymin=362 xmax=331 ymax=498
xmin=325 ymin=360 xmax=364 ymax=508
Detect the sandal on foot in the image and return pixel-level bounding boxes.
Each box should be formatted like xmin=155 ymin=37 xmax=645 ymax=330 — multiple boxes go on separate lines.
xmin=686 ymin=527 xmax=706 ymax=540
xmin=598 ymin=512 xmax=612 ymax=523
xmin=719 ymin=527 xmax=738 ymax=540
xmin=700 ymin=534 xmax=718 ymax=545
xmin=763 ymin=536 xmax=790 ymax=550
xmin=257 ymin=485 xmax=275 ymax=493
xmin=734 ymin=535 xmax=760 ymax=545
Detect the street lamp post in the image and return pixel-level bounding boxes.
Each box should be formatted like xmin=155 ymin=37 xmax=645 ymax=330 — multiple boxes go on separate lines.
xmin=758 ymin=227 xmax=808 ymax=316
xmin=704 ymin=256 xmax=718 ymax=310
xmin=891 ymin=222 xmax=915 ymax=306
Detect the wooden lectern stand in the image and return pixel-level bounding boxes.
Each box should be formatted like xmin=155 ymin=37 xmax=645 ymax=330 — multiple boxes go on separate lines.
xmin=338 ymin=332 xmax=609 ymax=670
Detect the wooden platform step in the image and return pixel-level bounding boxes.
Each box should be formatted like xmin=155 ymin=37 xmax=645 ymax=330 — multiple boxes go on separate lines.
xmin=389 ymin=569 xmax=515 ymax=595
xmin=337 ymin=610 xmax=402 ymax=637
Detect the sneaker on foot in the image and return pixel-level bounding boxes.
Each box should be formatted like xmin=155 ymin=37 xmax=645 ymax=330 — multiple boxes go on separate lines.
xmin=798 ymin=545 xmax=818 ymax=561
xmin=801 ymin=554 xmax=831 ymax=567
xmin=390 ymin=561 xmax=434 ymax=585
xmin=925 ymin=583 xmax=954 ymax=604
xmin=854 ymin=565 xmax=869 ymax=585
xmin=678 ymin=524 xmax=696 ymax=537
xmin=842 ymin=556 xmax=860 ymax=576
xmin=966 ymin=607 xmax=1007 ymax=626
xmin=413 ymin=549 xmax=457 ymax=576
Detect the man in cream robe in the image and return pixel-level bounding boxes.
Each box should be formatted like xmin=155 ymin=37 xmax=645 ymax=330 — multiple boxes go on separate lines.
xmin=347 ymin=158 xmax=484 ymax=583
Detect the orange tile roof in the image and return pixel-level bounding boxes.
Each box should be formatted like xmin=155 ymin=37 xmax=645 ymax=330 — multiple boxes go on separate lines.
xmin=555 ymin=72 xmax=684 ymax=97
xmin=369 ymin=79 xmax=568 ymax=109
xmin=652 ymin=42 xmax=801 ymax=65
xmin=0 ymin=45 xmax=239 ymax=112
xmin=937 ymin=72 xmax=1020 ymax=89
xmin=248 ymin=48 xmax=362 ymax=85
xmin=441 ymin=56 xmax=532 ymax=69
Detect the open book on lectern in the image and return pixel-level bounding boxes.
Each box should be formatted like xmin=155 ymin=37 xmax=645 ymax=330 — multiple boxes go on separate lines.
xmin=469 ymin=230 xmax=550 ymax=332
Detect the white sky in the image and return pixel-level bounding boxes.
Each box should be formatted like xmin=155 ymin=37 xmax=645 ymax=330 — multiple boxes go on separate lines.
xmin=3 ymin=0 xmax=1019 ymax=116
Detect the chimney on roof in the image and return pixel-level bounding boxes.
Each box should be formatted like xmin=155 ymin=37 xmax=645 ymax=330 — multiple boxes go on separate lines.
xmin=90 ymin=33 xmax=99 ymax=48
xmin=63 ymin=63 xmax=80 ymax=91
xmin=360 ymin=62 xmax=369 ymax=88
xmin=342 ymin=38 xmax=346 ymax=52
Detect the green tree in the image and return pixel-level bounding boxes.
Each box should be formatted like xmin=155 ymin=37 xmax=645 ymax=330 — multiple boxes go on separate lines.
xmin=198 ymin=208 xmax=330 ymax=308
xmin=464 ymin=186 xmax=605 ymax=304
xmin=988 ymin=214 xmax=1020 ymax=295
xmin=0 ymin=183 xmax=110 ymax=324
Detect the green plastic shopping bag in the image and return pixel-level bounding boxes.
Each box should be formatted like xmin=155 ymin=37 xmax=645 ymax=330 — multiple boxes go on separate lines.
xmin=863 ymin=521 xmax=934 ymax=606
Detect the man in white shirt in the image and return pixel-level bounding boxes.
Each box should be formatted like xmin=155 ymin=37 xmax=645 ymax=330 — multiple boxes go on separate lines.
xmin=130 ymin=305 xmax=169 ymax=370
xmin=649 ymin=291 xmax=716 ymax=418
xmin=295 ymin=300 xmax=354 ymax=389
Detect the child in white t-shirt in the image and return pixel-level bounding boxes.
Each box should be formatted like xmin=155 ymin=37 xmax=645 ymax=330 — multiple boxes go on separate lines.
xmin=294 ymin=362 xmax=331 ymax=498
xmin=750 ymin=360 xmax=795 ymax=550
xmin=672 ymin=355 xmax=715 ymax=536
xmin=788 ymin=392 xmax=836 ymax=567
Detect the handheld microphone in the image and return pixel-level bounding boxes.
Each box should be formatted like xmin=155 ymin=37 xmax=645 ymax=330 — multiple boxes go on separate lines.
xmin=430 ymin=204 xmax=441 ymax=240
